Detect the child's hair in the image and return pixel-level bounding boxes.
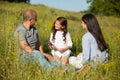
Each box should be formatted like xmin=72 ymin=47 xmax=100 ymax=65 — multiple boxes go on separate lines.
xmin=82 ymin=13 xmax=108 ymax=51
xmin=52 ymin=17 xmax=67 ymax=43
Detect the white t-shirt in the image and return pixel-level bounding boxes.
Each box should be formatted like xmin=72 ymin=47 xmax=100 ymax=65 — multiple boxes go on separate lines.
xmin=50 ymin=31 xmax=73 ymax=57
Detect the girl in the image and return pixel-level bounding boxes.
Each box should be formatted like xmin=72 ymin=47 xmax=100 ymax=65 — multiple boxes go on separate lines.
xmin=69 ymin=13 xmax=108 ymax=68
xmin=49 ymin=17 xmax=73 ymax=65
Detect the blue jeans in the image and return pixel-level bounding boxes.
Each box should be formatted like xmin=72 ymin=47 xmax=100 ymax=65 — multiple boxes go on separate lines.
xmin=20 ymin=50 xmax=67 ymax=71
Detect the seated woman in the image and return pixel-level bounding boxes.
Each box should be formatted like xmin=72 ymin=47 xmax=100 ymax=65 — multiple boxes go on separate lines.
xmin=69 ymin=13 xmax=108 ymax=68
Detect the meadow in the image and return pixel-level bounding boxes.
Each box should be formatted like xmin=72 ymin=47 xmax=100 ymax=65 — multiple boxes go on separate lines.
xmin=0 ymin=1 xmax=120 ymax=80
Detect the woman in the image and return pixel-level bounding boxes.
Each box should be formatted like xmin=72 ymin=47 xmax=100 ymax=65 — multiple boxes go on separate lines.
xmin=69 ymin=13 xmax=108 ymax=68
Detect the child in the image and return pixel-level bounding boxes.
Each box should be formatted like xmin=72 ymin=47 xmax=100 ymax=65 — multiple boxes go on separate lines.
xmin=69 ymin=13 xmax=108 ymax=68
xmin=49 ymin=17 xmax=73 ymax=65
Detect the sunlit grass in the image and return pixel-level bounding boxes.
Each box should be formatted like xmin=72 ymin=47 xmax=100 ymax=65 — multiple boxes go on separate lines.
xmin=0 ymin=1 xmax=120 ymax=80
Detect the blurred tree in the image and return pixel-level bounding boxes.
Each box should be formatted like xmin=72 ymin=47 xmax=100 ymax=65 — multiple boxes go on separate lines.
xmin=0 ymin=0 xmax=30 ymax=3
xmin=87 ymin=0 xmax=120 ymax=16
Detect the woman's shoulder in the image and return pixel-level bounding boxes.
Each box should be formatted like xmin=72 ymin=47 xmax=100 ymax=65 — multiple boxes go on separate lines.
xmin=83 ymin=32 xmax=95 ymax=42
xmin=83 ymin=32 xmax=92 ymax=39
xmin=83 ymin=32 xmax=96 ymax=44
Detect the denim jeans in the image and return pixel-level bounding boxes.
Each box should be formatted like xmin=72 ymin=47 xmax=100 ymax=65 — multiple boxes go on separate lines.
xmin=20 ymin=50 xmax=67 ymax=71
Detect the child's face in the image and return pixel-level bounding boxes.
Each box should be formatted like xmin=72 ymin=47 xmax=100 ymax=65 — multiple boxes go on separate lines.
xmin=81 ymin=21 xmax=87 ymax=30
xmin=55 ymin=20 xmax=64 ymax=30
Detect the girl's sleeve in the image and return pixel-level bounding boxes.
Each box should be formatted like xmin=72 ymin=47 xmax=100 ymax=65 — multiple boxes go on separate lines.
xmin=82 ymin=35 xmax=91 ymax=63
xmin=50 ymin=33 xmax=53 ymax=44
xmin=66 ymin=32 xmax=73 ymax=47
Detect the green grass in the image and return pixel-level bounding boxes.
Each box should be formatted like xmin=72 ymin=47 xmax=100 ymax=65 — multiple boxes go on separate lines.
xmin=0 ymin=1 xmax=120 ymax=80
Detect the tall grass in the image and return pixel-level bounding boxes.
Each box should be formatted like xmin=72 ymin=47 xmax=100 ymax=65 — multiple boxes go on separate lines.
xmin=0 ymin=1 xmax=120 ymax=80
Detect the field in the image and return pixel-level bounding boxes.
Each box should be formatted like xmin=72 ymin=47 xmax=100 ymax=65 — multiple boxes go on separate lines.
xmin=0 ymin=1 xmax=120 ymax=80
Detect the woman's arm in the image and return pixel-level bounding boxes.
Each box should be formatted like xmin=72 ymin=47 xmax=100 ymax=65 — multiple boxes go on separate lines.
xmin=82 ymin=35 xmax=91 ymax=63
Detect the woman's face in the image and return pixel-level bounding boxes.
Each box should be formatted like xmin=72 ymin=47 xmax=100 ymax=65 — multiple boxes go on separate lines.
xmin=81 ymin=21 xmax=87 ymax=30
xmin=55 ymin=20 xmax=64 ymax=30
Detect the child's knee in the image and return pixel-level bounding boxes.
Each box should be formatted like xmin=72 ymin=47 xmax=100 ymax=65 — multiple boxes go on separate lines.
xmin=61 ymin=57 xmax=68 ymax=65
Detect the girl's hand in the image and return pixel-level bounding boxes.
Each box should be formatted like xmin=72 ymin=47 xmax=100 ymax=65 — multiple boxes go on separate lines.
xmin=58 ymin=48 xmax=66 ymax=53
xmin=46 ymin=40 xmax=54 ymax=49
xmin=50 ymin=45 xmax=57 ymax=50
xmin=58 ymin=46 xmax=71 ymax=53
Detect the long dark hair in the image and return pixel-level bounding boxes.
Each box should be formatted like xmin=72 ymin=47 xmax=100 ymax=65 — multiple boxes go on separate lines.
xmin=82 ymin=13 xmax=108 ymax=51
xmin=52 ymin=17 xmax=67 ymax=42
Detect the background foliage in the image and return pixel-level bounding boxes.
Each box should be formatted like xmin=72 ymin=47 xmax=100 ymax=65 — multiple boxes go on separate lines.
xmin=0 ymin=0 xmax=29 ymax=3
xmin=2 ymin=0 xmax=120 ymax=17
xmin=87 ymin=0 xmax=120 ymax=17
